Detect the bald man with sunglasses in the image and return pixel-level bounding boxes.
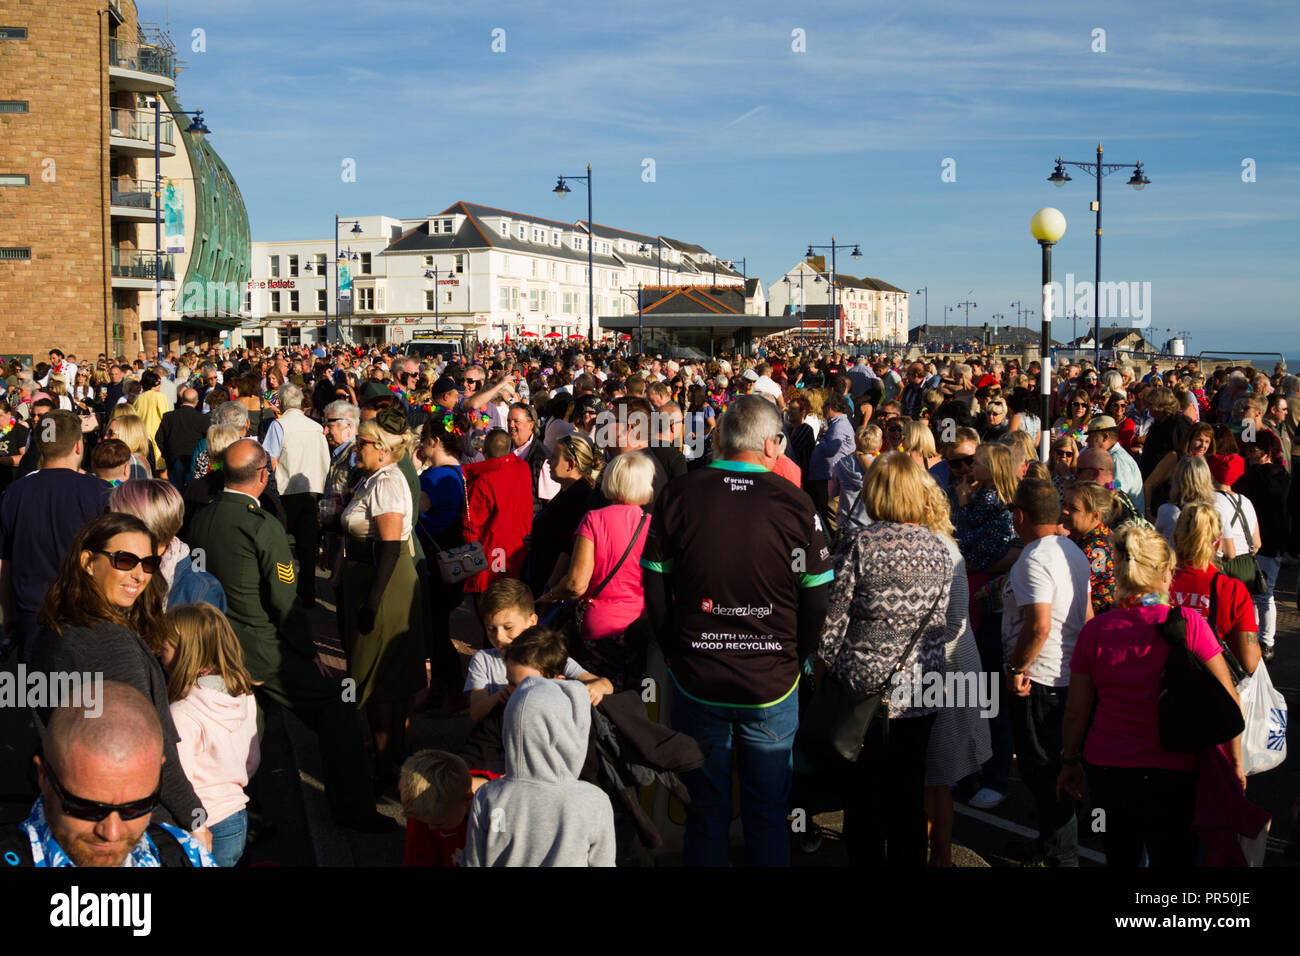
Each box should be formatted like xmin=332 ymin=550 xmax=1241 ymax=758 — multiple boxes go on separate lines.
xmin=2 ymin=682 xmax=215 ymax=866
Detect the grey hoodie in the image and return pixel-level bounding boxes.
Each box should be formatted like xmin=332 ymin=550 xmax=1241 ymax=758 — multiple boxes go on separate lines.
xmin=463 ymin=677 xmax=615 ymax=867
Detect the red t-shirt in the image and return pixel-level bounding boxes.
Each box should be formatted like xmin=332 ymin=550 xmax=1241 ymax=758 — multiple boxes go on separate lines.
xmin=1070 ymin=605 xmax=1223 ymax=771
xmin=1169 ymin=565 xmax=1257 ymax=638
xmin=402 ymin=769 xmax=501 ymax=867
xmin=770 ymin=454 xmax=802 ymax=487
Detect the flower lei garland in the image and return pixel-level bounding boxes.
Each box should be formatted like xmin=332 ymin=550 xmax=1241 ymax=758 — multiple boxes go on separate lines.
xmin=262 ymin=390 xmax=281 ymax=419
xmin=387 ymin=382 xmax=441 ymax=414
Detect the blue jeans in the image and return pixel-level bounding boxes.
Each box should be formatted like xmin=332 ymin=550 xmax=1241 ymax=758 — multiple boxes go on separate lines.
xmin=1254 ymin=555 xmax=1281 ymax=646
xmin=208 ymin=809 xmax=248 ymax=867
xmin=670 ymin=682 xmax=798 ymax=867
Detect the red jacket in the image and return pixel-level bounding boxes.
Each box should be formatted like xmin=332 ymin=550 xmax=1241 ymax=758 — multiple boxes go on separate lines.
xmin=462 ymin=454 xmax=533 ymax=593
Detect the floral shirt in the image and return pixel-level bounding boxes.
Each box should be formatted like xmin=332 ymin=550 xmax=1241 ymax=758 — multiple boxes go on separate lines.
xmin=955 ymin=488 xmax=1015 ymax=572
xmin=1076 ymin=523 xmax=1116 ymax=615
xmin=18 ymin=797 xmax=215 ymax=867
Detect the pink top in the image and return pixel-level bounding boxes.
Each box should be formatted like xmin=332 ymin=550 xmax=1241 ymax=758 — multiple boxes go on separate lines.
xmin=575 ymin=504 xmax=648 ymax=641
xmin=170 ymin=682 xmax=261 ymax=827
xmin=1069 ymin=605 xmax=1223 ymax=771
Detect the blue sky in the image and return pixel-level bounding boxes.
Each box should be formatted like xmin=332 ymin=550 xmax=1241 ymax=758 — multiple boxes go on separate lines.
xmin=160 ymin=0 xmax=1299 ymax=351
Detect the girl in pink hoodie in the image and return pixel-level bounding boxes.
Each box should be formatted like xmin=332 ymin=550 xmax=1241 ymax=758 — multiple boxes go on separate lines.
xmin=161 ymin=603 xmax=261 ymax=867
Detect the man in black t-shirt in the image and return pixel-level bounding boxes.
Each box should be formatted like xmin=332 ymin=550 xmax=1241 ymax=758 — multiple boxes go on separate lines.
xmin=0 ymin=410 xmax=110 ymax=659
xmin=641 ymin=396 xmax=832 ymax=867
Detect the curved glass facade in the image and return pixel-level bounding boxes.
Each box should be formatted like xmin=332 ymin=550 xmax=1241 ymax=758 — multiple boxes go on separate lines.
xmin=162 ymin=89 xmax=249 ymax=324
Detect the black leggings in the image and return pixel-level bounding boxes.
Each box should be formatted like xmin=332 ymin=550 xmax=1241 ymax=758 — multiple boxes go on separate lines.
xmin=1087 ymin=765 xmax=1199 ymax=866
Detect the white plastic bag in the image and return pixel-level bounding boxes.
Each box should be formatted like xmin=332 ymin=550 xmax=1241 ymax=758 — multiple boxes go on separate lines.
xmin=1237 ymin=661 xmax=1287 ymax=776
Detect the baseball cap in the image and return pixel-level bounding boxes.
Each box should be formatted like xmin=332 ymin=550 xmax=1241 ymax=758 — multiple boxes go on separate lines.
xmin=430 ymin=376 xmax=458 ymax=397
xmin=742 ymin=369 xmax=759 ymax=382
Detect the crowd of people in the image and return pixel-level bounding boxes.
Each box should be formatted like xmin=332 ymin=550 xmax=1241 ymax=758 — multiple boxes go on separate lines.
xmin=0 ymin=340 xmax=1292 ymax=868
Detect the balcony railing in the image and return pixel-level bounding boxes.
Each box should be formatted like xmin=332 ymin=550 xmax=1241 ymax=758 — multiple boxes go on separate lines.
xmin=109 ymin=38 xmax=175 ymax=79
xmin=110 ymin=178 xmax=156 ymax=210
xmin=109 ymin=109 xmax=174 ymax=147
xmin=112 ymin=251 xmax=175 ymax=281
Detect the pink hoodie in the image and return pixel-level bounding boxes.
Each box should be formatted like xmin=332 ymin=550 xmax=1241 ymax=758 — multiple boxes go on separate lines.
xmin=170 ymin=676 xmax=260 ymax=828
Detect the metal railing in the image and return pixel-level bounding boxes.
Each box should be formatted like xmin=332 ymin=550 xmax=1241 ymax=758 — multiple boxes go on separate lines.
xmin=108 ymin=38 xmax=174 ymax=79
xmin=109 ymin=178 xmax=156 ymax=210
xmin=112 ymin=250 xmax=174 ymax=280
xmin=109 ymin=109 xmax=174 ymax=146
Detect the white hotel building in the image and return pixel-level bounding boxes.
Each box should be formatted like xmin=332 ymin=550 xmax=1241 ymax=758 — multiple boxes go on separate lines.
xmin=244 ymin=201 xmax=746 ymax=347
xmin=766 ymin=259 xmax=911 ymax=344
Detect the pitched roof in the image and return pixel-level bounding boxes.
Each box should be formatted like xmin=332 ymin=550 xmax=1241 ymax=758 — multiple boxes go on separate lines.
xmin=640 ymin=286 xmax=745 ymax=315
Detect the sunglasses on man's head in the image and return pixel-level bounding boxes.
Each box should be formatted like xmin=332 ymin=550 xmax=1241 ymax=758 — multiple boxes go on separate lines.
xmin=45 ymin=761 xmax=159 ymax=822
xmin=96 ymin=550 xmax=160 ymax=573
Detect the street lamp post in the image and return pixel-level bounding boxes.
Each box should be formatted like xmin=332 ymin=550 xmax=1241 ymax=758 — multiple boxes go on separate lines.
xmin=638 ymin=237 xmax=664 ymax=287
xmin=943 ymin=305 xmax=956 ymax=349
xmin=553 ymin=166 xmax=595 ymax=343
xmin=1031 ymin=207 xmax=1067 ymax=462
xmin=914 ymin=287 xmax=928 ymax=339
xmin=331 ymin=218 xmax=363 ymax=343
xmin=1048 ymin=144 xmax=1150 ymax=369
xmin=807 ymin=238 xmax=862 ymax=346
xmin=424 ymin=266 xmax=450 ymax=332
xmin=782 ymin=271 xmax=810 ymax=347
xmin=714 ymin=256 xmax=747 ymax=286
xmin=153 ymin=102 xmax=209 ymax=361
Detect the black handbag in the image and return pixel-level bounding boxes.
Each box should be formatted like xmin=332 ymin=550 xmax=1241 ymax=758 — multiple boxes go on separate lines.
xmin=1217 ymin=491 xmax=1268 ymax=596
xmin=801 ymin=593 xmax=943 ymax=764
xmin=1154 ymin=605 xmax=1244 ymax=753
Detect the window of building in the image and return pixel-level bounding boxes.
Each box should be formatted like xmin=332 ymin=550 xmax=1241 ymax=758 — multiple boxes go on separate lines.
xmin=529 ymin=291 xmax=539 ymax=312
xmin=317 ymin=289 xmax=327 ymax=311
xmin=454 ymin=254 xmax=464 ymax=274
xmin=564 ymin=264 xmax=570 ymax=281
xmin=443 ymin=219 xmax=453 ymax=233
xmin=269 ymin=255 xmax=280 ymax=278
xmin=0 ymin=174 xmax=28 ymax=186
xmin=0 ymin=101 xmax=28 ymax=113
xmin=498 ymin=287 xmax=509 ymax=311
xmin=0 ymin=27 xmax=27 ymax=39
xmin=314 ymin=253 xmax=326 ymax=274
xmin=517 ymin=225 xmax=525 ymax=240
xmin=377 ymin=287 xmax=384 ymax=310
xmin=426 ymin=290 xmax=436 ymax=311
xmin=550 ymin=262 xmax=557 ymax=280
xmin=358 ymin=288 xmax=374 ymax=310
xmin=502 ymin=254 xmax=510 ymax=274
xmin=245 ymin=291 xmax=252 ymax=313
xmin=500 ymin=219 xmax=509 ymax=234
xmin=289 ymin=291 xmax=299 ymax=312
xmin=552 ymin=233 xmax=560 ymax=247
xmin=270 ymin=292 xmax=281 ymax=312
xmin=531 ymin=259 xmax=538 ymax=278
xmin=424 ymin=255 xmax=434 ymax=266
xmin=444 ymin=290 xmax=452 ymax=305
xmin=288 ymin=254 xmax=298 ymax=277
xmin=359 ymin=252 xmax=371 ymax=275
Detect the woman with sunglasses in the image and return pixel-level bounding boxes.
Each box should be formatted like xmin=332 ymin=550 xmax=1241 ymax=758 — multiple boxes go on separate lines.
xmin=29 ymin=512 xmax=212 ymax=852
xmin=340 ymin=411 xmax=426 ymax=788
xmin=1050 ymin=435 xmax=1079 ymax=501
xmin=1051 ymin=388 xmax=1093 ymax=443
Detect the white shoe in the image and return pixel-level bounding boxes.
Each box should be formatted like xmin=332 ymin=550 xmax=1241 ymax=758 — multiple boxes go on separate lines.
xmin=968 ymin=787 xmax=1006 ymax=810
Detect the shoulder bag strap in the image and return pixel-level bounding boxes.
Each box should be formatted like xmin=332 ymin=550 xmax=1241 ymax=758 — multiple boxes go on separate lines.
xmin=586 ymin=509 xmax=650 ymax=604
xmin=1227 ymin=492 xmax=1256 ymax=556
xmin=1206 ymin=572 xmax=1247 ymax=682
xmin=870 ymin=589 xmax=944 ymax=698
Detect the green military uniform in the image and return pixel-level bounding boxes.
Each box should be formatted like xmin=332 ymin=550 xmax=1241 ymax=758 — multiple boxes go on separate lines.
xmin=189 ymin=489 xmax=375 ymax=824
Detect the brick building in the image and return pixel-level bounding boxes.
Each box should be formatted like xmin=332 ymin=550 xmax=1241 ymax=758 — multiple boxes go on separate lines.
xmin=0 ymin=0 xmax=248 ymax=365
